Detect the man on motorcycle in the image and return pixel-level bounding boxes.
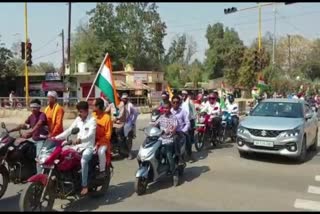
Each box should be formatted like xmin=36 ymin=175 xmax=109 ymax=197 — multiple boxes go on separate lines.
xmin=53 ymin=101 xmax=97 ymax=196
xmin=92 ymin=98 xmax=113 ymax=178
xmin=223 ymin=94 xmax=239 ymax=137
xmin=8 ymin=99 xmax=49 ymax=173
xmin=171 ymin=95 xmax=193 ymax=163
xmin=153 ymin=101 xmax=178 ymax=175
xmin=201 ymin=93 xmax=221 ymax=136
xmin=180 ymin=92 xmax=196 ymax=162
xmin=44 ymin=91 xmax=64 ymax=138
xmin=113 ymin=95 xmax=128 ymax=154
xmin=121 ymin=93 xmax=139 ymax=159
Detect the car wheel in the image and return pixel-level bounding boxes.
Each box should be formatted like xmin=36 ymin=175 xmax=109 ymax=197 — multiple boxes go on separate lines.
xmin=296 ymin=136 xmax=307 ymax=163
xmin=310 ymin=129 xmax=318 ymax=152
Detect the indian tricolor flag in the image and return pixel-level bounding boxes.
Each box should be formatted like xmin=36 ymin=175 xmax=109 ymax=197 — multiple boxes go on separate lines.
xmin=95 ymin=54 xmax=120 ymax=106
xmin=257 ymin=75 xmax=268 ymax=92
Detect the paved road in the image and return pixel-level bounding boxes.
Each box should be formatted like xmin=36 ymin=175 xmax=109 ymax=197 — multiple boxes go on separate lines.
xmin=0 ymin=115 xmax=320 ymax=211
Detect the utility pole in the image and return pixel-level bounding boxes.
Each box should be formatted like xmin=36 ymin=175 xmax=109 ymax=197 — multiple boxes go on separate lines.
xmin=61 ymin=29 xmax=65 ymax=75
xmin=67 ymin=2 xmax=71 ymax=66
xmin=272 ymin=5 xmax=277 ymax=68
xmin=24 ymin=3 xmax=29 ymax=105
xmin=258 ymin=3 xmax=262 ymax=52
xmin=288 ymin=34 xmax=291 ymax=73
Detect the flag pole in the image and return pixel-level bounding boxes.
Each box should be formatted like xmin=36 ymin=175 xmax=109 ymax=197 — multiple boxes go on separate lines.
xmin=86 ymin=53 xmax=109 ymax=101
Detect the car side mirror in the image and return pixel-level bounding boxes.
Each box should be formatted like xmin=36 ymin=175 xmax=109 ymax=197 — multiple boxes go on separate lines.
xmin=245 ymin=111 xmax=250 ymax=116
xmin=305 ymin=113 xmax=313 ymax=120
xmin=1 ymin=122 xmax=5 ymax=129
xmin=71 ymin=127 xmax=80 ymax=135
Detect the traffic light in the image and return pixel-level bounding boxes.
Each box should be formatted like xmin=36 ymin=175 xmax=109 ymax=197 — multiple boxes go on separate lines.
xmin=224 ymin=7 xmax=237 ymax=15
xmin=26 ymin=42 xmax=32 ymax=67
xmin=21 ymin=42 xmax=25 ymax=60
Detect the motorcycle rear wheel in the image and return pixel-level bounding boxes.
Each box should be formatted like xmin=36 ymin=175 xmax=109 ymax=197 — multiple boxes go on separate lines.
xmin=0 ymin=165 xmax=9 ymax=199
xmin=90 ymin=166 xmax=111 ymax=198
xmin=19 ymin=182 xmax=55 ymax=212
xmin=194 ymin=132 xmax=205 ymax=152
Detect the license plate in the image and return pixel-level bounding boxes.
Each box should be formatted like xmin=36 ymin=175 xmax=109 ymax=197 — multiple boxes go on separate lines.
xmin=253 ymin=141 xmax=274 ymax=147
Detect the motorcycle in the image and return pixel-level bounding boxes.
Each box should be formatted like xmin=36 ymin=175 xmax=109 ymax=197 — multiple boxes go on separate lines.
xmin=19 ymin=128 xmax=112 ymax=211
xmin=0 ymin=122 xmax=37 ymax=199
xmin=220 ymin=106 xmax=238 ymax=144
xmin=194 ymin=107 xmax=220 ymax=152
xmin=134 ymin=125 xmax=186 ymax=195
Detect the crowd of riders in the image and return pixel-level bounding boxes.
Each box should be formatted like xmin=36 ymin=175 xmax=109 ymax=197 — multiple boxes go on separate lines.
xmin=7 ymin=91 xmax=138 ymax=196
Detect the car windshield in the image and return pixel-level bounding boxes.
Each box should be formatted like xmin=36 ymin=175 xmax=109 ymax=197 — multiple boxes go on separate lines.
xmin=251 ymin=102 xmax=303 ymax=118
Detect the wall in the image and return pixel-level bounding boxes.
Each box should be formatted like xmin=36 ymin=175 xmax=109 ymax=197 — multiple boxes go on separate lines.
xmin=76 ymin=75 xmax=101 ymax=100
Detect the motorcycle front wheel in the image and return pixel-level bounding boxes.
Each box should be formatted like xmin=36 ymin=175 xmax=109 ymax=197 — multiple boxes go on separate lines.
xmin=19 ymin=182 xmax=55 ymax=212
xmin=0 ymin=165 xmax=9 ymax=199
xmin=135 ymin=177 xmax=148 ymax=196
xmin=194 ymin=132 xmax=205 ymax=152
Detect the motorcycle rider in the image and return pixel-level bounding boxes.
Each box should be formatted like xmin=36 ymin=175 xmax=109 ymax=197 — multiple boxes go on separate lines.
xmin=53 ymin=101 xmax=97 ymax=196
xmin=223 ymin=94 xmax=239 ymax=137
xmin=8 ymin=99 xmax=49 ymax=173
xmin=153 ymin=101 xmax=178 ymax=175
xmin=201 ymin=93 xmax=221 ymax=136
xmin=180 ymin=92 xmax=196 ymax=162
xmin=121 ymin=93 xmax=139 ymax=160
xmin=159 ymin=91 xmax=170 ymax=111
xmin=92 ymin=98 xmax=113 ymax=178
xmin=44 ymin=91 xmax=64 ymax=138
xmin=113 ymin=95 xmax=129 ymax=157
xmin=171 ymin=95 xmax=192 ymax=163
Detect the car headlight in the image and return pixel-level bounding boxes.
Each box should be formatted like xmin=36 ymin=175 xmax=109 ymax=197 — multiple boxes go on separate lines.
xmin=283 ymin=128 xmax=300 ymax=137
xmin=237 ymin=126 xmax=249 ymax=134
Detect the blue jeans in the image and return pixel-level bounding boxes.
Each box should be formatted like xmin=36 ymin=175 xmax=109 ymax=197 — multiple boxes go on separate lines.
xmin=81 ymin=148 xmax=93 ymax=187
xmin=33 ymin=140 xmax=44 ymax=174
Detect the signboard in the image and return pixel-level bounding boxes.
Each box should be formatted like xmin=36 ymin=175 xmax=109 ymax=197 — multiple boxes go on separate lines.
xmin=45 ymin=72 xmax=61 ymax=81
xmin=134 ymin=73 xmax=147 ymax=82
xmin=42 ymin=81 xmax=65 ymax=91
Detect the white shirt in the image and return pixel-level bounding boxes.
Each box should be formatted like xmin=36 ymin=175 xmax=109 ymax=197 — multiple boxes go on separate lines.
xmin=55 ymin=114 xmax=97 ymax=151
xmin=201 ymin=102 xmax=221 ymax=115
xmin=9 ymin=93 xmax=14 ymax=102
xmin=223 ymin=103 xmax=239 ymax=116
xmin=181 ymin=98 xmax=196 ymax=120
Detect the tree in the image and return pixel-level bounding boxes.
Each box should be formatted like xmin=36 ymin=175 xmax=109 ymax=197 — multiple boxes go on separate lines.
xmin=204 ymin=23 xmax=245 ymax=79
xmin=238 ymin=48 xmax=258 ymax=92
xmin=84 ymin=2 xmax=167 ymax=71
xmin=276 ymin=35 xmax=312 ymax=73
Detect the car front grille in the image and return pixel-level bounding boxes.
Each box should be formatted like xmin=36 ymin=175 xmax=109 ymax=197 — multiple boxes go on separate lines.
xmin=247 ymin=128 xmax=283 ymax=138
xmin=245 ymin=142 xmax=285 ymax=151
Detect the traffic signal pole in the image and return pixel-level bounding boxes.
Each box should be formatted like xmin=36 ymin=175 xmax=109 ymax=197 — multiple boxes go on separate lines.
xmin=24 ymin=2 xmax=29 ymax=106
xmin=258 ymin=3 xmax=262 ymax=52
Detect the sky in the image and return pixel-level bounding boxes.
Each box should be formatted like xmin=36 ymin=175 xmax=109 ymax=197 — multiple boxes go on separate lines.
xmin=0 ymin=2 xmax=319 ymax=68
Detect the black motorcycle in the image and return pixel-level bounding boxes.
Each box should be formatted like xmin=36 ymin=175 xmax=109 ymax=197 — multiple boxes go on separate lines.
xmin=0 ymin=122 xmax=37 ymax=199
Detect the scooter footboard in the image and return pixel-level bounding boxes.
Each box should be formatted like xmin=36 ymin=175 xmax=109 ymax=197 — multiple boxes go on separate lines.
xmin=27 ymin=173 xmax=48 ymax=186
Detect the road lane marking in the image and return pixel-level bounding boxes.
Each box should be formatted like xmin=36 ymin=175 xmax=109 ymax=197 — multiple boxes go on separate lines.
xmin=308 ymin=186 xmax=320 ymax=195
xmin=294 ymin=199 xmax=320 ymax=211
xmin=315 ymin=175 xmax=320 ymax=182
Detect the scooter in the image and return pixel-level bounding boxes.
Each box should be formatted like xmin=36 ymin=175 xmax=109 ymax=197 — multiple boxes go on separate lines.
xmin=134 ymin=125 xmax=186 ymax=195
xmin=19 ymin=128 xmax=111 ymax=211
xmin=0 ymin=122 xmax=37 ymax=199
xmin=220 ymin=106 xmax=238 ymax=144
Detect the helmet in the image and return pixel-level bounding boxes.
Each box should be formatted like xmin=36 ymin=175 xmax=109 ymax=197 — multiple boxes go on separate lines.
xmin=228 ymin=94 xmax=235 ymax=103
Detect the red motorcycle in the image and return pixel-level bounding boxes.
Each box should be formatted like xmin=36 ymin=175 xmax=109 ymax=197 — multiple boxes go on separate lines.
xmin=19 ymin=128 xmax=112 ymax=211
xmin=194 ymin=107 xmax=220 ymax=152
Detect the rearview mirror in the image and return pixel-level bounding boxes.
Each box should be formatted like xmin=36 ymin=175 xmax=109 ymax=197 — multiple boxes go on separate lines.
xmin=71 ymin=128 xmax=80 ymax=135
xmin=1 ymin=122 xmax=5 ymax=129
xmin=305 ymin=112 xmax=313 ymax=120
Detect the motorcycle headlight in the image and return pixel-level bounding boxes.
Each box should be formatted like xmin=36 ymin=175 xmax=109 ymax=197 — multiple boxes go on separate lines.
xmin=283 ymin=128 xmax=300 ymax=137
